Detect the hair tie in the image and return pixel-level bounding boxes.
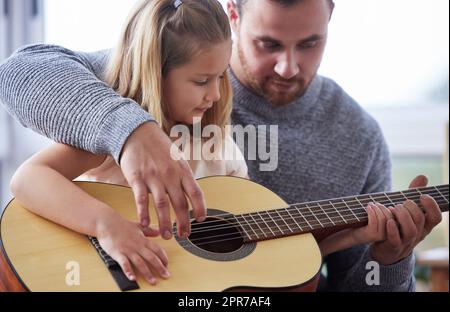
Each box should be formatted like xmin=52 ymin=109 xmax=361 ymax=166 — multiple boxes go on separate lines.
xmin=174 ymin=0 xmax=183 ymax=9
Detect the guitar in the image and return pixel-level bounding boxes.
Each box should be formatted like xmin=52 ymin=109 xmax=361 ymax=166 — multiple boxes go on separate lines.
xmin=0 ymin=176 xmax=448 ymax=292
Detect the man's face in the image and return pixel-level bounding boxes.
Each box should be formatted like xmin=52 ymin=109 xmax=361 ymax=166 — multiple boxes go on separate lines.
xmin=230 ymin=0 xmax=332 ymax=105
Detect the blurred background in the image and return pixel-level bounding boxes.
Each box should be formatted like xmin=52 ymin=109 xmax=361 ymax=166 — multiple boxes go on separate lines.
xmin=0 ymin=0 xmax=448 ymax=291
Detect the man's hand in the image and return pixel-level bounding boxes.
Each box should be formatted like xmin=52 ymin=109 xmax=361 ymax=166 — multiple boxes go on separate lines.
xmin=370 ymin=175 xmax=443 ymax=265
xmin=120 ymin=122 xmax=207 ymax=240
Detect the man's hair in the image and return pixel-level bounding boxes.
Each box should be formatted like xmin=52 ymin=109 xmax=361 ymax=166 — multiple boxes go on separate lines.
xmin=235 ymin=0 xmax=334 ymax=18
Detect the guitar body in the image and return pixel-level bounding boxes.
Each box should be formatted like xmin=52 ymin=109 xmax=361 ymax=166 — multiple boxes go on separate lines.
xmin=0 ymin=176 xmax=322 ymax=292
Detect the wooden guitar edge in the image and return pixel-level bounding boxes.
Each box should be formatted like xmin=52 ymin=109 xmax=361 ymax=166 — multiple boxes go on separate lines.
xmin=0 ymin=203 xmax=28 ymax=292
xmin=0 ymin=240 xmax=28 ymax=292
xmin=226 ymin=271 xmax=321 ymax=292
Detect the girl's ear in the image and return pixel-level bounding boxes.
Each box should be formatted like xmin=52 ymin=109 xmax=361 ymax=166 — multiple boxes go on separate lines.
xmin=227 ymin=0 xmax=240 ymax=34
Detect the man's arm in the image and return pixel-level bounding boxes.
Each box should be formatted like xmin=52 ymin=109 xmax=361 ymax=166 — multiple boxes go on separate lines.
xmin=325 ymin=131 xmax=416 ymax=292
xmin=0 ymin=44 xmax=207 ymax=238
xmin=0 ymin=44 xmax=152 ymax=161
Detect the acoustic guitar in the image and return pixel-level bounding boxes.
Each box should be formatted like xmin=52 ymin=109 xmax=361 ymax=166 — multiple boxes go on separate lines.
xmin=0 ymin=176 xmax=448 ymax=292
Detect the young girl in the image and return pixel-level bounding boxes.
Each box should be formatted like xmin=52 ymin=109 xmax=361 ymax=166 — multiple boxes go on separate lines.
xmin=10 ymin=0 xmax=391 ymax=286
xmin=10 ymin=0 xmax=242 ymax=286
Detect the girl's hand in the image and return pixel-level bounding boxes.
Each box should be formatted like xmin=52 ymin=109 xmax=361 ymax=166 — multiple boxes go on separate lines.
xmin=95 ymin=212 xmax=170 ymax=285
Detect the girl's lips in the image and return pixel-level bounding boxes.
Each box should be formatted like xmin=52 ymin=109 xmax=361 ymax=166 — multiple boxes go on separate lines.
xmin=196 ymin=106 xmax=212 ymax=112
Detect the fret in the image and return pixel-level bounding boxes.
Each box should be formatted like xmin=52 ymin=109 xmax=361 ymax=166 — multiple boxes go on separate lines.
xmin=268 ymin=210 xmax=289 ymax=235
xmin=286 ymin=208 xmax=305 ymax=232
xmin=389 ymin=191 xmax=405 ymax=205
xmin=240 ymin=214 xmax=260 ymax=240
xmin=434 ymin=186 xmax=449 ymax=204
xmin=319 ymin=201 xmax=344 ymax=225
xmin=234 ymin=215 xmax=253 ymax=241
xmin=376 ymin=192 xmax=396 ymax=207
xmin=248 ymin=213 xmax=267 ymax=239
xmin=399 ymin=191 xmax=409 ymax=202
xmin=316 ymin=202 xmax=335 ymax=226
xmin=250 ymin=212 xmax=272 ymax=238
xmin=341 ymin=198 xmax=360 ymax=222
xmin=354 ymin=196 xmax=369 ymax=220
xmin=368 ymin=194 xmax=380 ymax=206
xmin=282 ymin=208 xmax=303 ymax=232
xmin=329 ymin=200 xmax=347 ymax=224
xmin=263 ymin=211 xmax=284 ymax=236
xmin=256 ymin=211 xmax=276 ymax=237
xmin=293 ymin=205 xmax=313 ymax=229
xmin=303 ymin=203 xmax=323 ymax=228
xmin=275 ymin=210 xmax=294 ymax=233
xmin=385 ymin=192 xmax=397 ymax=206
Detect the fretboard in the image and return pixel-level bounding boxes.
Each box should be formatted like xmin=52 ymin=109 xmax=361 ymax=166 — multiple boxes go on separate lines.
xmin=234 ymin=184 xmax=449 ymax=242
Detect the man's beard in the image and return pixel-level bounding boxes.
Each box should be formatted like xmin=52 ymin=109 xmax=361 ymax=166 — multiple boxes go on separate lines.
xmin=237 ymin=42 xmax=307 ymax=106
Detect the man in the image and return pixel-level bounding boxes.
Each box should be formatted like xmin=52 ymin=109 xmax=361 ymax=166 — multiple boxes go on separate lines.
xmin=0 ymin=0 xmax=443 ymax=291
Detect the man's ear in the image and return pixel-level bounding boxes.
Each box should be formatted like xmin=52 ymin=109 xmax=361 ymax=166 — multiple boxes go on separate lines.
xmin=227 ymin=0 xmax=240 ymax=34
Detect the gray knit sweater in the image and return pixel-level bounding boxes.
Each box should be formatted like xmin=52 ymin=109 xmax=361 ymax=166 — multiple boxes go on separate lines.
xmin=0 ymin=44 xmax=415 ymax=291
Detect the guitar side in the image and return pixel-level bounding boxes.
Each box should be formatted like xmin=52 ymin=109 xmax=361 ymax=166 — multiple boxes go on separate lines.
xmin=0 ymin=176 xmax=322 ymax=292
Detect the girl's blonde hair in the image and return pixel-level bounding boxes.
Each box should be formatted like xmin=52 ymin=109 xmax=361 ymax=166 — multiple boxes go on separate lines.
xmin=106 ymin=0 xmax=232 ymax=135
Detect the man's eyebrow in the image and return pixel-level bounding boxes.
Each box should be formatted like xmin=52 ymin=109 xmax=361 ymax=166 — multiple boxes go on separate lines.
xmin=255 ymin=34 xmax=325 ymax=44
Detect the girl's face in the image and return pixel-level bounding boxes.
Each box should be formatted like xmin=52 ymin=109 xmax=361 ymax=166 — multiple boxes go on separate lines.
xmin=163 ymin=40 xmax=232 ymax=128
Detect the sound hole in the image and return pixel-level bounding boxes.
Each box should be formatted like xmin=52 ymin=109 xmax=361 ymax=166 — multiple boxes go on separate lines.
xmin=188 ymin=217 xmax=244 ymax=253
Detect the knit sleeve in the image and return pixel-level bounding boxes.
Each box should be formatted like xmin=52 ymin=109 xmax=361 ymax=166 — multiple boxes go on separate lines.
xmin=325 ymin=131 xmax=415 ymax=292
xmin=0 ymin=44 xmax=155 ymax=162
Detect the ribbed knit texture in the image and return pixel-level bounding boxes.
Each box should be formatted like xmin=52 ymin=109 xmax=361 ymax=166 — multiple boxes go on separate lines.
xmin=0 ymin=44 xmax=154 ymax=162
xmin=0 ymin=44 xmax=415 ymax=291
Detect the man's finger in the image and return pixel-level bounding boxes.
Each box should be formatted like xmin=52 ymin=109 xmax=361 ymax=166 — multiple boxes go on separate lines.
xmin=421 ymin=194 xmax=443 ymax=233
xmin=164 ymin=179 xmax=191 ymax=238
xmin=147 ymin=179 xmax=173 ymax=240
xmin=409 ymin=175 xmax=428 ymax=189
xmin=180 ymin=160 xmax=207 ymax=222
xmin=392 ymin=205 xmax=417 ymax=244
xmin=385 ymin=218 xmax=402 ymax=248
xmin=129 ymin=178 xmax=150 ymax=227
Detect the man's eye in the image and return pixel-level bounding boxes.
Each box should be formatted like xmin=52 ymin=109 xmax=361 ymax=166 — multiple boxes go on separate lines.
xmin=299 ymin=41 xmax=318 ymax=49
xmin=261 ymin=42 xmax=281 ymax=50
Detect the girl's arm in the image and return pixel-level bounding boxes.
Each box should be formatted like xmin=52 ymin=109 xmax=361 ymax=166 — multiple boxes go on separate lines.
xmin=10 ymin=144 xmax=169 ymax=284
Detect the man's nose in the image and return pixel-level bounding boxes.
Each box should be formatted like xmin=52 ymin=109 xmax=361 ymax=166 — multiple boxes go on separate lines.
xmin=274 ymin=52 xmax=299 ymax=80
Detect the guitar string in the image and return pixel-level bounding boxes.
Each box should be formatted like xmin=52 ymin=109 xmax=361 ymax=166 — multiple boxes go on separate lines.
xmin=168 ymin=185 xmax=449 ymax=231
xmin=177 ymin=204 xmax=449 ymax=250
xmin=177 ymin=197 xmax=449 ymax=249
xmin=173 ymin=196 xmax=448 ymax=249
xmin=167 ymin=189 xmax=449 ymax=237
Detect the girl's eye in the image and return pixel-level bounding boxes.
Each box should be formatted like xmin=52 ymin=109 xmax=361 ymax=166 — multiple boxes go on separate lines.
xmin=195 ymin=80 xmax=208 ymax=86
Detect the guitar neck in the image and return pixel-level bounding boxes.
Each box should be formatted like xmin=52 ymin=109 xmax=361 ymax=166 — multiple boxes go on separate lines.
xmin=235 ymin=185 xmax=449 ymax=243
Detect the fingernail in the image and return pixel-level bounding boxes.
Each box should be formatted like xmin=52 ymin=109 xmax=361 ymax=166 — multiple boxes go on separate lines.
xmin=149 ymin=277 xmax=157 ymax=285
xmin=128 ymin=274 xmax=135 ymax=281
xmin=197 ymin=215 xmax=206 ymax=222
xmin=163 ymin=270 xmax=170 ymax=278
xmin=163 ymin=230 xmax=172 ymax=240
